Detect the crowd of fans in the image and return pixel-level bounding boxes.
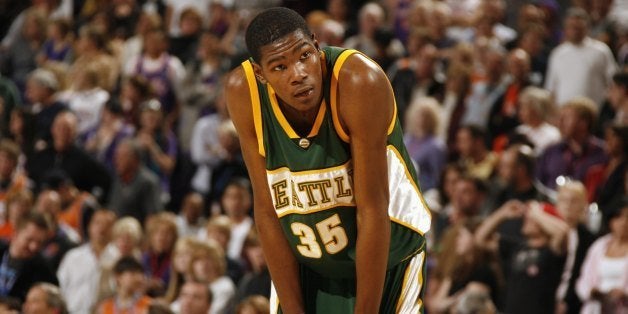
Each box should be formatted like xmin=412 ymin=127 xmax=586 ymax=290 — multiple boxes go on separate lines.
xmin=0 ymin=0 xmax=626 ymax=313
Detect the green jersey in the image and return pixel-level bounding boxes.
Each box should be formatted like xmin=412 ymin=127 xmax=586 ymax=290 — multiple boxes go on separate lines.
xmin=240 ymin=46 xmax=431 ymax=280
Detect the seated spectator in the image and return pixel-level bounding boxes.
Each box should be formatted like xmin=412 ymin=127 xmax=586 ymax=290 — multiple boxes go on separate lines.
xmin=0 ymin=212 xmax=58 ymax=302
xmin=428 ymin=221 xmax=500 ymax=313
xmin=0 ymin=190 xmax=33 ymax=241
xmin=235 ymin=295 xmax=270 ymax=314
xmin=585 ymin=124 xmax=627 ymax=223
xmin=7 ymin=108 xmax=36 ymax=158
xmin=83 ymin=98 xmax=135 ymax=172
xmin=536 ymin=97 xmax=607 ymax=190
xmin=221 ymin=178 xmax=253 ymax=263
xmin=201 ymin=216 xmax=244 ymax=285
xmin=96 ymin=257 xmax=152 ymax=314
xmin=209 ymin=120 xmax=247 ymax=203
xmin=175 ymin=192 xmax=206 ymax=238
xmin=403 ymin=97 xmax=447 ymax=191
xmin=165 ymin=237 xmax=203 ymax=303
xmin=0 ymin=295 xmax=20 ymax=313
xmin=57 ymin=65 xmax=110 ymax=137
xmin=22 ymin=283 xmax=67 ymax=314
xmin=434 ymin=175 xmax=486 ymax=243
xmin=455 ymin=125 xmax=498 ymax=180
xmin=99 ymin=217 xmax=144 ymax=301
xmin=0 ymin=139 xmax=30 ymax=208
xmin=69 ymin=25 xmax=119 ymax=92
xmin=119 ymin=75 xmax=154 ymax=128
xmin=188 ymin=241 xmax=235 ymax=314
xmin=576 ymin=202 xmax=628 ymax=314
xmin=475 ymin=201 xmax=569 ymax=314
xmin=440 ymin=63 xmax=472 ymax=151
xmin=33 ymin=190 xmax=79 ymax=270
xmin=236 ymin=231 xmax=271 ymax=301
xmin=24 ymin=68 xmax=67 ymax=148
xmin=515 ymin=87 xmax=561 ymax=155
xmin=176 ymin=280 xmax=213 ymax=314
xmin=606 ymin=71 xmax=628 ymax=126
xmin=344 ymin=3 xmax=404 ymax=62
xmin=26 ymin=111 xmax=112 ymax=203
xmin=108 ymin=138 xmax=163 ymax=224
xmin=0 ymin=72 xmax=21 ymax=137
xmin=491 ymin=145 xmax=544 ymax=209
xmin=142 ymin=212 xmax=178 ymax=297
xmin=57 ymin=209 xmax=116 ymax=314
xmin=37 ymin=18 xmax=72 ymax=66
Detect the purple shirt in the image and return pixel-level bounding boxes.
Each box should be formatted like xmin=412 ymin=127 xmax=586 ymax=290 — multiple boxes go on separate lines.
xmin=403 ymin=134 xmax=446 ymax=191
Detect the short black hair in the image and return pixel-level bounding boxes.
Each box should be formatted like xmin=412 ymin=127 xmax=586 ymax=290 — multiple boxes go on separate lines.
xmin=245 ymin=7 xmax=312 ymax=63
xmin=612 ymin=71 xmax=628 ymax=89
xmin=113 ymin=256 xmax=145 ymax=275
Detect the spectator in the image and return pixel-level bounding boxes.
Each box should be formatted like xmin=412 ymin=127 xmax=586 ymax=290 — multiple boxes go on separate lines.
xmin=22 ymin=283 xmax=68 ymax=314
xmin=344 ymin=2 xmax=404 ymax=60
xmin=142 ymin=212 xmax=178 ymax=297
xmin=120 ymin=12 xmax=163 ymax=74
xmin=0 ymin=139 xmax=30 ymax=208
xmin=516 ymin=23 xmax=549 ymax=85
xmin=235 ymin=295 xmax=270 ymax=314
xmin=175 ymin=192 xmax=206 ymax=238
xmin=108 ymin=138 xmax=163 ymax=224
xmin=554 ymin=181 xmax=597 ymax=314
xmin=545 ymin=8 xmax=618 ymax=107
xmin=607 ymin=71 xmax=628 ymax=126
xmin=455 ymin=125 xmax=498 ymax=180
xmin=188 ymin=241 xmax=235 ymax=314
xmin=0 ymin=212 xmax=58 ymax=302
xmin=515 ymin=87 xmax=561 ymax=155
xmin=164 ymin=237 xmax=202 ymax=303
xmin=403 ymin=97 xmax=447 ymax=191
xmin=37 ymin=18 xmax=72 ymax=66
xmin=96 ymin=257 xmax=152 ymax=314
xmin=475 ymin=201 xmax=569 ymax=314
xmin=135 ymin=99 xmax=177 ymax=201
xmin=221 ymin=178 xmax=253 ymax=262
xmin=82 ymin=98 xmax=135 ymax=172
xmin=119 ymin=75 xmax=153 ymax=129
xmin=536 ymin=97 xmax=607 ymax=190
xmin=176 ymin=280 xmax=212 ymax=314
xmin=0 ymin=190 xmax=33 ymax=241
xmin=236 ymin=231 xmax=271 ymax=301
xmin=24 ymin=68 xmax=67 ymax=148
xmin=0 ymin=72 xmax=21 ymax=136
xmin=26 ymin=111 xmax=112 ymax=203
xmin=208 ymin=119 xmax=247 ymax=204
xmin=163 ymin=0 xmax=209 ymax=38
xmin=491 ymin=145 xmax=545 ymax=210
xmin=7 ymin=108 xmax=36 ymax=158
xmin=68 ymin=25 xmax=119 ymax=92
xmin=576 ymin=202 xmax=628 ymax=314
xmin=56 ymin=65 xmax=110 ymax=137
xmin=201 ymin=216 xmax=244 ymax=286
xmin=57 ymin=209 xmax=116 ymax=314
xmin=441 ymin=63 xmax=473 ymax=151
xmin=169 ymin=8 xmax=203 ymax=66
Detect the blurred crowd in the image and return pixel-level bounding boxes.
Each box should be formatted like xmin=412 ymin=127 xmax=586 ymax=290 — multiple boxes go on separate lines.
xmin=0 ymin=0 xmax=626 ymax=313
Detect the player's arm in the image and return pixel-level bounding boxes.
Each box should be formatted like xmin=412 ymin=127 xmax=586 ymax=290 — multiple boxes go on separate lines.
xmin=225 ymin=68 xmax=305 ymax=313
xmin=337 ymin=54 xmax=392 ymax=313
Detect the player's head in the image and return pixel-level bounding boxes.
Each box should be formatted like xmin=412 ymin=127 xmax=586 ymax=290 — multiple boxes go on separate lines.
xmin=245 ymin=7 xmax=313 ymax=64
xmin=245 ymin=8 xmax=323 ymax=110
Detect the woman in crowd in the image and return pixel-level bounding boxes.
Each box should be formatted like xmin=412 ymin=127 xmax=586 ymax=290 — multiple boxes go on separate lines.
xmin=142 ymin=212 xmax=178 ymax=297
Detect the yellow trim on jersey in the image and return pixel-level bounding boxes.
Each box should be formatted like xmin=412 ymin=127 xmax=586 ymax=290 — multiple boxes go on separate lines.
xmin=388 ymin=99 xmax=398 ymax=135
xmin=276 ymin=202 xmax=356 ymax=218
xmin=266 ymin=160 xmax=351 ymax=175
xmin=267 ymin=85 xmax=327 ymax=139
xmin=330 ymin=49 xmax=357 ymax=143
xmin=396 ymin=256 xmax=414 ymax=313
xmin=387 ymin=145 xmax=433 ymax=222
xmin=391 ymin=217 xmax=425 ymax=237
xmin=242 ymin=61 xmax=266 ymax=157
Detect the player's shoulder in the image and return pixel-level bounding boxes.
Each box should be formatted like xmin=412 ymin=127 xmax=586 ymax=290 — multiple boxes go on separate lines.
xmin=225 ymin=65 xmax=249 ymax=95
xmin=337 ymin=52 xmax=389 ymax=89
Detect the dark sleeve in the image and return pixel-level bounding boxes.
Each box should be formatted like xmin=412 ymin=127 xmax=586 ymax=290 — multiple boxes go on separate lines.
xmin=143 ymin=176 xmax=163 ymax=219
xmin=84 ymin=155 xmax=112 ymax=204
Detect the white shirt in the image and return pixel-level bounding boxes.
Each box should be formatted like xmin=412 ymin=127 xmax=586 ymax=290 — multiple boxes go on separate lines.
xmin=175 ymin=214 xmax=206 ymax=238
xmin=58 ymin=88 xmax=109 ymax=135
xmin=209 ymin=276 xmax=236 ymax=314
xmin=57 ymin=244 xmax=104 ymax=314
xmin=545 ymin=38 xmax=618 ymax=106
xmin=190 ymin=114 xmax=226 ymax=193
xmin=227 ymin=216 xmax=253 ymax=261
xmin=515 ymin=122 xmax=561 ymax=155
xmin=124 ymin=53 xmax=187 ymax=90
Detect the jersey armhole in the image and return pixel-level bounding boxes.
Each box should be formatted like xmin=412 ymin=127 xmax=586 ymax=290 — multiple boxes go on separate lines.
xmin=241 ymin=61 xmax=266 ymax=157
xmin=330 ymin=50 xmax=397 ymax=143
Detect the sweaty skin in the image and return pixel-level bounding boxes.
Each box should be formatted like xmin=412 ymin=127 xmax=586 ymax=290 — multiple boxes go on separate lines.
xmin=226 ymin=30 xmax=393 ymax=314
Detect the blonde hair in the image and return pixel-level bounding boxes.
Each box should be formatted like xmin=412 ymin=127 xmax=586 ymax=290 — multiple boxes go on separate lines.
xmin=112 ymin=216 xmax=143 ymax=245
xmin=190 ymin=240 xmax=227 ymax=278
xmin=205 ymin=215 xmax=232 ymax=242
xmin=236 ymin=295 xmax=270 ymax=314
xmin=557 ymin=181 xmax=588 ymax=205
xmin=404 ymin=97 xmax=441 ymax=137
xmin=519 ymin=87 xmax=553 ymax=120
xmin=562 ymin=96 xmax=598 ymax=131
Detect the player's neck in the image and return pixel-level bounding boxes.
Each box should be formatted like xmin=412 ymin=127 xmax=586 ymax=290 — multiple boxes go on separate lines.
xmin=278 ymin=98 xmax=321 ymax=137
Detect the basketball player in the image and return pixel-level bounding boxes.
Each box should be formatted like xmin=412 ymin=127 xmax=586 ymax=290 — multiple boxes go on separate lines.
xmin=225 ymin=7 xmax=431 ymax=313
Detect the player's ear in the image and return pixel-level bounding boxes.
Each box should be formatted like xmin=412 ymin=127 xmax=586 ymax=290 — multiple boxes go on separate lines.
xmin=251 ymin=63 xmax=267 ymax=84
xmin=311 ymin=33 xmax=320 ymax=51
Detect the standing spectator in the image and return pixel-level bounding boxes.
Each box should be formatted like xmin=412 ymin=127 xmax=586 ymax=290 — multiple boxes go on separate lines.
xmin=554 ymin=182 xmax=597 ymax=314
xmin=120 ymin=12 xmax=163 ymax=74
xmin=57 ymin=209 xmax=116 ymax=314
xmin=177 ymin=280 xmax=212 ymax=314
xmin=0 ymin=212 xmax=58 ymax=302
xmin=576 ymin=202 xmax=628 ymax=314
xmin=544 ymin=8 xmax=618 ymax=107
xmin=475 ymin=201 xmax=569 ymax=314
xmin=441 ymin=63 xmax=473 ymax=151
xmin=22 ymin=283 xmax=67 ymax=314
xmin=455 ymin=125 xmax=498 ymax=180
xmin=221 ymin=178 xmax=253 ymax=262
xmin=403 ymin=97 xmax=447 ymax=191
xmin=536 ymin=97 xmax=607 ymax=190
xmin=108 ymin=139 xmax=163 ymax=224
xmin=515 ymin=87 xmax=561 ymax=155
xmin=96 ymin=257 xmax=152 ymax=314
xmin=37 ymin=18 xmax=72 ymax=66
xmin=68 ymin=26 xmax=119 ymax=92
xmin=56 ymin=65 xmax=110 ymax=137
xmin=168 ymin=8 xmax=203 ymax=66
xmin=24 ymin=68 xmax=67 ymax=148
xmin=175 ymin=193 xmax=206 ymax=238
xmin=119 ymin=75 xmax=153 ymax=129
xmin=491 ymin=145 xmax=545 ymax=210
xmin=26 ymin=112 xmax=112 ymax=203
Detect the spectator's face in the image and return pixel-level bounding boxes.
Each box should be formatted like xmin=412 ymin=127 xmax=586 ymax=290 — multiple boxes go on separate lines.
xmin=51 ymin=116 xmax=76 ymax=152
xmin=116 ymin=271 xmax=145 ymax=293
xmin=25 ymin=80 xmax=49 ymax=104
xmin=497 ymin=149 xmax=517 ymax=184
xmin=88 ymin=211 xmax=114 ymax=246
xmin=35 ymin=191 xmax=62 ymax=217
xmin=179 ymin=282 xmax=211 ymax=314
xmin=22 ymin=287 xmax=53 ymax=314
xmin=558 ymin=107 xmax=580 ymax=138
xmin=144 ymin=32 xmax=166 ymax=57
xmin=114 ymin=143 xmax=138 ymax=176
xmin=455 ymin=129 xmax=473 ymax=157
xmin=607 ymin=81 xmax=626 ymax=109
xmin=507 ymin=52 xmax=529 ymax=80
xmin=245 ymin=244 xmax=266 ymax=271
xmin=522 ymin=211 xmax=543 ymax=238
xmin=564 ymin=17 xmax=587 ymax=44
xmin=556 ymin=189 xmax=586 ymax=227
xmin=609 ymin=207 xmax=628 ymax=241
xmin=115 ymin=233 xmax=137 ymax=256
xmin=206 ymin=226 xmax=229 ymax=250
xmin=140 ymin=110 xmax=161 ymax=131
xmin=604 ymin=128 xmax=623 ymax=156
xmin=173 ymin=247 xmax=193 ymax=274
xmin=182 ymin=195 xmax=204 ymax=223
xmin=11 ymin=223 xmax=48 ymax=259
xmin=222 ymin=185 xmax=251 ymax=219
xmin=150 ymin=225 xmax=175 ymax=254
xmin=443 ymin=168 xmax=461 ymax=199
xmin=192 ymin=257 xmax=215 ymax=281
xmin=255 ymin=30 xmax=324 ymax=114
xmin=517 ymin=100 xmax=535 ymax=124
xmin=452 ymin=180 xmax=481 ymax=215
xmin=0 ymin=152 xmax=16 ymax=180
